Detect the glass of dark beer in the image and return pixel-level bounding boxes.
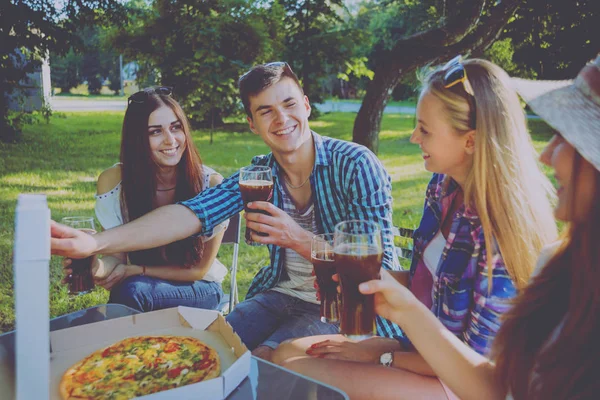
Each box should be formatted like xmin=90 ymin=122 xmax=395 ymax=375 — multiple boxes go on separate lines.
xmin=61 ymin=216 xmax=96 ymax=295
xmin=333 ymin=220 xmax=383 ymax=340
xmin=311 ymin=233 xmax=339 ymax=323
xmin=239 ymin=165 xmax=273 ymax=246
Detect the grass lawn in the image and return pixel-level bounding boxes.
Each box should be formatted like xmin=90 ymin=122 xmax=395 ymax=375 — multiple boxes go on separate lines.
xmin=0 ymin=111 xmax=555 ymax=333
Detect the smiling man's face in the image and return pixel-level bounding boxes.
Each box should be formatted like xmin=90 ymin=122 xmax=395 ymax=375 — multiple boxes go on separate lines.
xmin=247 ymin=77 xmax=312 ymax=157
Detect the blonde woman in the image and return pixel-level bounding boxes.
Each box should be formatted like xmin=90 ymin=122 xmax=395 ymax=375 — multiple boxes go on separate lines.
xmin=359 ymin=55 xmax=600 ymax=400
xmin=271 ymin=57 xmax=558 ymax=400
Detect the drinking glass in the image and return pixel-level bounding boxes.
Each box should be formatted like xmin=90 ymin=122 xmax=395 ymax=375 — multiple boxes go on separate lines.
xmin=311 ymin=233 xmax=339 ymax=323
xmin=333 ymin=220 xmax=383 ymax=340
xmin=61 ymin=217 xmax=96 ymax=295
xmin=239 ymin=166 xmax=273 ymax=246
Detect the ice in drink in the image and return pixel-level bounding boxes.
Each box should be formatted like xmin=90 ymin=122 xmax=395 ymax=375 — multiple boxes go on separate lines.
xmin=239 ymin=179 xmax=273 ymax=246
xmin=334 ymin=244 xmax=382 ymax=339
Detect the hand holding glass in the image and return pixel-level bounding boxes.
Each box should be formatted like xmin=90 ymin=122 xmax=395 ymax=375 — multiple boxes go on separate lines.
xmin=239 ymin=166 xmax=273 ymax=246
xmin=61 ymin=217 xmax=96 ymax=295
xmin=311 ymin=233 xmax=339 ymax=323
xmin=333 ymin=220 xmax=383 ymax=340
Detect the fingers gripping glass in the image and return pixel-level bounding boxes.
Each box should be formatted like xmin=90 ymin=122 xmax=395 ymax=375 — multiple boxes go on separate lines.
xmin=127 ymin=86 xmax=173 ymax=105
xmin=442 ymin=56 xmax=474 ymax=96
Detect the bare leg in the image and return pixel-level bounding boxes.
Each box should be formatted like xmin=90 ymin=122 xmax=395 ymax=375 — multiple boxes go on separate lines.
xmin=272 ymin=334 xmax=402 ymax=366
xmin=252 ymin=345 xmax=274 ymax=362
xmin=281 ymin=357 xmax=448 ymax=400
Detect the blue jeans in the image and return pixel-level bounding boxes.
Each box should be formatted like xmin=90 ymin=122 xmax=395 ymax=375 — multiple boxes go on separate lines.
xmin=109 ymin=276 xmax=223 ymax=312
xmin=225 ymin=290 xmax=339 ymax=350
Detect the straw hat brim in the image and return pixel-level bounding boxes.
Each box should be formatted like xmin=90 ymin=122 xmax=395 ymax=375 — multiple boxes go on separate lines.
xmin=512 ymin=77 xmax=600 ymax=172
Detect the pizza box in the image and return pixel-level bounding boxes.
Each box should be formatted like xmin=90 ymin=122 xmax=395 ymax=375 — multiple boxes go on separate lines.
xmin=53 ymin=306 xmax=252 ymax=399
xmin=1 ymin=306 xmax=251 ymax=400
xmin=4 ymin=195 xmax=251 ymax=399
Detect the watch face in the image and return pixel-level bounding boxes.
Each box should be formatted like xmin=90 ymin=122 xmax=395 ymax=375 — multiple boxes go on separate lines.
xmin=380 ymin=352 xmax=393 ymax=366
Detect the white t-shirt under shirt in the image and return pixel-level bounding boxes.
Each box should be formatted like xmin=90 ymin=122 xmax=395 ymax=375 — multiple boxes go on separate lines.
xmin=94 ymin=165 xmax=229 ymax=283
xmin=271 ymin=184 xmax=319 ymax=304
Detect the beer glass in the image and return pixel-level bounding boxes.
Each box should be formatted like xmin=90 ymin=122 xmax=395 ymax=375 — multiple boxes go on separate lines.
xmin=61 ymin=216 xmax=96 ymax=295
xmin=239 ymin=165 xmax=273 ymax=246
xmin=311 ymin=233 xmax=339 ymax=323
xmin=333 ymin=220 xmax=383 ymax=340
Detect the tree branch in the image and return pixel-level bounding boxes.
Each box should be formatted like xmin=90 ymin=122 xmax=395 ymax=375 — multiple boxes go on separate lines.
xmin=399 ymin=0 xmax=486 ymax=48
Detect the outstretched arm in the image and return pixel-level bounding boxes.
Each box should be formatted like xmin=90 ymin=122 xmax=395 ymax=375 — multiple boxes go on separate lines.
xmin=51 ymin=204 xmax=202 ymax=258
xmin=360 ymin=270 xmax=504 ymax=400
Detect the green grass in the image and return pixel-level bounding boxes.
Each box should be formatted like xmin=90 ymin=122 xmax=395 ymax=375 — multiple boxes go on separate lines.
xmin=0 ymin=112 xmax=555 ymax=333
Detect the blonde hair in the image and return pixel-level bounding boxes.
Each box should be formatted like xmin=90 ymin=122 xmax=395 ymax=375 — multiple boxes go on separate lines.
xmin=421 ymin=59 xmax=558 ymax=289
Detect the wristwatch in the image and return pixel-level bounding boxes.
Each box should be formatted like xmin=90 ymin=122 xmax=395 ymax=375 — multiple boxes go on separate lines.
xmin=379 ymin=352 xmax=393 ymax=367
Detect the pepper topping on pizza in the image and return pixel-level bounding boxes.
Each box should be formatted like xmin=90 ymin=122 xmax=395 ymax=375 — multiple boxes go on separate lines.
xmin=60 ymin=336 xmax=220 ymax=399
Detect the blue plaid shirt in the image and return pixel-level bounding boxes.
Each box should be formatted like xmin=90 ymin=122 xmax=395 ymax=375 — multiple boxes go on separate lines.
xmin=180 ymin=132 xmax=403 ymax=338
xmin=408 ymin=173 xmax=517 ymax=355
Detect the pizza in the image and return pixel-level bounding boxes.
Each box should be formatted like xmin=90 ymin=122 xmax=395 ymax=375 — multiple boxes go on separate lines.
xmin=60 ymin=335 xmax=220 ymax=399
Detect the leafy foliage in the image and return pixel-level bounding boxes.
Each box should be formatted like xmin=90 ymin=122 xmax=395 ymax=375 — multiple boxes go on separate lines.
xmin=108 ymin=0 xmax=285 ymax=126
xmin=502 ymin=0 xmax=599 ymax=79
xmin=0 ymin=0 xmax=124 ymax=141
xmin=278 ymin=0 xmax=366 ymax=105
xmin=51 ymin=25 xmax=123 ymax=95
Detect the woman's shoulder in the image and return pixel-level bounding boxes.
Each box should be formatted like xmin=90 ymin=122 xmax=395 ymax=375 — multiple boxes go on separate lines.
xmin=424 ymin=173 xmax=446 ymax=200
xmin=97 ymin=164 xmax=122 ymax=195
xmin=202 ymin=165 xmax=224 ymax=188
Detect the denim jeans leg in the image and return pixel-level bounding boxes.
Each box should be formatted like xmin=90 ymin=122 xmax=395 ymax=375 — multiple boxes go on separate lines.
xmin=261 ymin=298 xmax=339 ymax=349
xmin=109 ymin=276 xmax=223 ymax=312
xmin=225 ymin=291 xmax=293 ymax=350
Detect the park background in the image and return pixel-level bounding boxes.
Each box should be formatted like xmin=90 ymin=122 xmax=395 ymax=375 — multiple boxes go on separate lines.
xmin=0 ymin=0 xmax=597 ymax=332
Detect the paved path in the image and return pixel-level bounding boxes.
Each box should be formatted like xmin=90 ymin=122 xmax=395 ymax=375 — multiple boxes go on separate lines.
xmin=50 ymin=97 xmax=416 ymax=114
xmin=314 ymin=100 xmax=416 ymax=114
xmin=50 ymin=97 xmax=539 ymax=119
xmin=51 ymin=98 xmax=127 ymax=112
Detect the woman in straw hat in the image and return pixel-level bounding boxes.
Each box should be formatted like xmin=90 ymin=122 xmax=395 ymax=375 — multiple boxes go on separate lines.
xmin=355 ymin=55 xmax=600 ymax=399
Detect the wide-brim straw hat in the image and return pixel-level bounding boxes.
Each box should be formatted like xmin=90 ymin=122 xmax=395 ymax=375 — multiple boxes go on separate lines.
xmin=512 ymin=54 xmax=600 ymax=172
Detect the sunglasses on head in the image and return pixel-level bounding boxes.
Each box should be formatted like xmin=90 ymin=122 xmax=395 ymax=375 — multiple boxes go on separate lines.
xmin=442 ymin=56 xmax=474 ymax=96
xmin=240 ymin=61 xmax=295 ymax=80
xmin=127 ymin=86 xmax=173 ymax=105
xmin=442 ymin=56 xmax=477 ymax=128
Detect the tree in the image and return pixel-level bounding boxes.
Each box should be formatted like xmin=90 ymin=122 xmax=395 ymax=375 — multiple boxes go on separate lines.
xmin=51 ymin=24 xmax=123 ymax=95
xmin=108 ymin=0 xmax=284 ymax=127
xmin=1 ymin=0 xmax=123 ymax=142
xmin=352 ymin=0 xmax=520 ymax=153
xmin=50 ymin=49 xmax=82 ymax=94
xmin=503 ymin=0 xmax=599 ymax=80
xmin=279 ymin=0 xmax=366 ymax=105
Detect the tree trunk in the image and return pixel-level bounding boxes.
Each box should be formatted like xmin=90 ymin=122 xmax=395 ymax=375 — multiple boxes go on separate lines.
xmin=353 ymin=0 xmax=520 ymax=153
xmin=353 ymin=62 xmax=404 ymax=153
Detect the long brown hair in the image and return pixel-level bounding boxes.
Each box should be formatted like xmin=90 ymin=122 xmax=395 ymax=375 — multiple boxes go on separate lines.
xmin=120 ymin=93 xmax=204 ymax=267
xmin=493 ymin=152 xmax=600 ymax=399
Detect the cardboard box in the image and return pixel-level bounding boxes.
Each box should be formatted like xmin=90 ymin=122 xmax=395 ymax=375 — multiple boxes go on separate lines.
xmin=1 ymin=306 xmax=251 ymax=400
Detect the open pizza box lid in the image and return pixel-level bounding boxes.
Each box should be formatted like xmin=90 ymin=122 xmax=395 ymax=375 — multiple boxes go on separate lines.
xmin=2 ymin=194 xmax=250 ymax=399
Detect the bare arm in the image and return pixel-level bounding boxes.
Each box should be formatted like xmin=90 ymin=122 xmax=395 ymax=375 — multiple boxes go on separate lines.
xmin=360 ymin=271 xmax=504 ymax=400
xmin=97 ymin=204 xmax=203 ymax=254
xmin=391 ymin=351 xmax=436 ymax=376
xmin=52 ymin=204 xmax=202 ymax=258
